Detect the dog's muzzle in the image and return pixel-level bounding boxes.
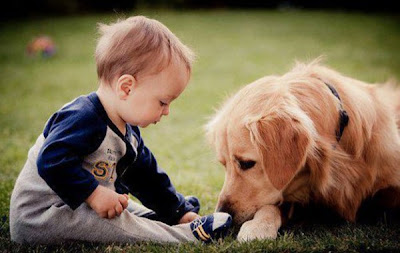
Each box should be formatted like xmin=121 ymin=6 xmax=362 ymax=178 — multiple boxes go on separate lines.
xmin=216 ymin=201 xmax=236 ymax=221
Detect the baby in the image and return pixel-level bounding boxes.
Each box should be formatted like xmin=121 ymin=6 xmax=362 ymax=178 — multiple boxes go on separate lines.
xmin=9 ymin=16 xmax=231 ymax=244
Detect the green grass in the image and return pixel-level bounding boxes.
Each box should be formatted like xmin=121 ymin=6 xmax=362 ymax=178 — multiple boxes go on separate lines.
xmin=1 ymin=9 xmax=400 ymax=252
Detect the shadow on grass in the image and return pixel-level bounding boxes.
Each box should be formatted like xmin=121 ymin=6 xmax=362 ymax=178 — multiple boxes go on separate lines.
xmin=1 ymin=213 xmax=400 ymax=252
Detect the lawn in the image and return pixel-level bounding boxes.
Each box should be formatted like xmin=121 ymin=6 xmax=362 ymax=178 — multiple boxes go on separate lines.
xmin=1 ymin=9 xmax=400 ymax=252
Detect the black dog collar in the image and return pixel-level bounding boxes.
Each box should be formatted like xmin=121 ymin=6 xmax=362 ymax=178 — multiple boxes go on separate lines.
xmin=324 ymin=82 xmax=349 ymax=142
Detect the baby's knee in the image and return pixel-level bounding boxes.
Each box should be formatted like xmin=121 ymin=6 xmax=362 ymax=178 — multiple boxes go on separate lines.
xmin=10 ymin=216 xmax=33 ymax=244
xmin=10 ymin=208 xmax=59 ymax=244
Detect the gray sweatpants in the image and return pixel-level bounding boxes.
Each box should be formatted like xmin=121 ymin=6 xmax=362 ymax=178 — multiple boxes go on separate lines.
xmin=9 ymin=137 xmax=196 ymax=244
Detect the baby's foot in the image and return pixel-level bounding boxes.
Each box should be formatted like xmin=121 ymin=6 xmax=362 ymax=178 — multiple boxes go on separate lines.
xmin=190 ymin=212 xmax=232 ymax=243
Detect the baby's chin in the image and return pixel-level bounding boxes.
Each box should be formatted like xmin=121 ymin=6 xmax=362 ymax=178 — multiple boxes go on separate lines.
xmin=152 ymin=118 xmax=161 ymax=125
xmin=138 ymin=121 xmax=159 ymax=128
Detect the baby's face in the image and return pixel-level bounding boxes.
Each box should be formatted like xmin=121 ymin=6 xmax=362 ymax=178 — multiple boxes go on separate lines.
xmin=118 ymin=59 xmax=190 ymax=128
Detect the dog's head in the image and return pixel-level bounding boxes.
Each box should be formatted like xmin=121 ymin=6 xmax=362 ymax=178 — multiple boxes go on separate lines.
xmin=206 ymin=76 xmax=317 ymax=225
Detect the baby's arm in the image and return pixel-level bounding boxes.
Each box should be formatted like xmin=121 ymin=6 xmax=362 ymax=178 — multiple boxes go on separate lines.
xmin=118 ymin=127 xmax=199 ymax=225
xmin=37 ymin=102 xmax=117 ymax=212
xmin=85 ymin=185 xmax=129 ymax=219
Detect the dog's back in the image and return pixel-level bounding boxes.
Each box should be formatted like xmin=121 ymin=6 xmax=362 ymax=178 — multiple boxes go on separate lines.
xmin=379 ymin=81 xmax=400 ymax=132
xmin=281 ymin=61 xmax=400 ymax=221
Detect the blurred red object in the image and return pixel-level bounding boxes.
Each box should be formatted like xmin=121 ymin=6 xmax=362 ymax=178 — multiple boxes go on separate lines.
xmin=26 ymin=36 xmax=56 ymax=58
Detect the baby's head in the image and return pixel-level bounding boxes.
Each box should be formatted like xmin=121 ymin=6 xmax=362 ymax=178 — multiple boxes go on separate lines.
xmin=95 ymin=16 xmax=195 ymax=128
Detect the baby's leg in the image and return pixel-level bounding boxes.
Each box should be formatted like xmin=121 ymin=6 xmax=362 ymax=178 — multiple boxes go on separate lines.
xmin=126 ymin=199 xmax=158 ymax=220
xmin=9 ymin=137 xmax=197 ymax=244
xmin=126 ymin=196 xmax=201 ymax=222
xmin=12 ymin=201 xmax=197 ymax=244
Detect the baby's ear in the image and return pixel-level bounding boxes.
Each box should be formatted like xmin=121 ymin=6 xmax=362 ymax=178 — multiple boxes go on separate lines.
xmin=117 ymin=74 xmax=136 ymax=99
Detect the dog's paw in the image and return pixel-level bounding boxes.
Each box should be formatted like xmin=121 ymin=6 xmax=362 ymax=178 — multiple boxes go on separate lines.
xmin=237 ymin=219 xmax=278 ymax=242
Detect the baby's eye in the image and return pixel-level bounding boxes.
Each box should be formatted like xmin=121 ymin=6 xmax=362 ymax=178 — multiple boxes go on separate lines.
xmin=159 ymin=101 xmax=167 ymax=106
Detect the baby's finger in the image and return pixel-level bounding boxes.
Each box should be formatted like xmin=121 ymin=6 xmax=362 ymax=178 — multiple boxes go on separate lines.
xmin=119 ymin=195 xmax=129 ymax=209
xmin=108 ymin=208 xmax=116 ymax=219
xmin=115 ymin=202 xmax=123 ymax=216
xmin=99 ymin=211 xmax=107 ymax=219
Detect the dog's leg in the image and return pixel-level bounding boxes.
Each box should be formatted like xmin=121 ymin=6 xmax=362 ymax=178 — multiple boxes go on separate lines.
xmin=237 ymin=205 xmax=281 ymax=241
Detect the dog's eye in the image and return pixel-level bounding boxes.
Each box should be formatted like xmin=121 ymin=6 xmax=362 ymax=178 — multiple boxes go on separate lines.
xmin=238 ymin=160 xmax=256 ymax=170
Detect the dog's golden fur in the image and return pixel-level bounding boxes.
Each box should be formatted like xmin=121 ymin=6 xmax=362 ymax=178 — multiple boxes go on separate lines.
xmin=206 ymin=60 xmax=400 ymax=239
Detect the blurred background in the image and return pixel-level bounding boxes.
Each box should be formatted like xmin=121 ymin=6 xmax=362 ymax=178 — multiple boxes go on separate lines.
xmin=3 ymin=0 xmax=399 ymax=20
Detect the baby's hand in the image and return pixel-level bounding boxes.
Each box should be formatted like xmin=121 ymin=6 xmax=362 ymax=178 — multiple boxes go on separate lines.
xmin=178 ymin=211 xmax=200 ymax=224
xmin=86 ymin=185 xmax=129 ymax=219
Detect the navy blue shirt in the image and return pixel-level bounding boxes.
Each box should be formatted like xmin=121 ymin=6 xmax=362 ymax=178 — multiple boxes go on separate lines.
xmin=36 ymin=92 xmax=195 ymax=225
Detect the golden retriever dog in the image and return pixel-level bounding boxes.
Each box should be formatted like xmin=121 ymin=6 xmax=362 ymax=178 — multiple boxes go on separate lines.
xmin=205 ymin=60 xmax=400 ymax=241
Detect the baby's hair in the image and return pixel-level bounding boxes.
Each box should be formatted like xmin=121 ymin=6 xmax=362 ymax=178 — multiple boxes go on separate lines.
xmin=95 ymin=16 xmax=195 ymax=85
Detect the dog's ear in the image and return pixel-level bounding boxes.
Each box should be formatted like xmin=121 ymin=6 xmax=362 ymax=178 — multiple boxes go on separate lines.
xmin=248 ymin=114 xmax=311 ymax=190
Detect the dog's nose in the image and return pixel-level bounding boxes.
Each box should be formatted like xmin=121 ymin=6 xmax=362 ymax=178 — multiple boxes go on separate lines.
xmin=216 ymin=202 xmax=235 ymax=220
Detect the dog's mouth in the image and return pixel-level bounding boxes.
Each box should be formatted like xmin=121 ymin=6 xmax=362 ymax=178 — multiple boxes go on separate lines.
xmin=229 ymin=209 xmax=257 ymax=227
xmin=227 ymin=211 xmax=257 ymax=236
xmin=217 ymin=201 xmax=259 ymax=226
